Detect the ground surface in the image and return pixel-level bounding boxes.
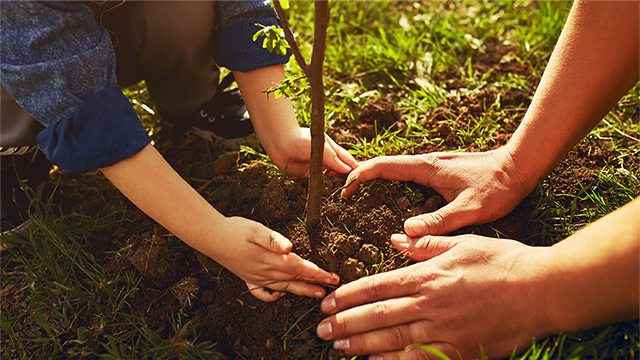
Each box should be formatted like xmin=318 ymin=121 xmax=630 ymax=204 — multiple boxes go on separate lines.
xmin=2 ymin=5 xmax=639 ymax=358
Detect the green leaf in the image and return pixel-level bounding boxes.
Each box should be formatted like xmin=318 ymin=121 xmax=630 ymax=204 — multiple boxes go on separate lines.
xmin=405 ymin=344 xmax=451 ymax=360
xmin=252 ymin=30 xmax=261 ymax=42
xmin=33 ymin=310 xmax=54 ymax=336
xmin=1 ymin=313 xmax=13 ymax=337
xmin=76 ymin=327 xmax=90 ymax=343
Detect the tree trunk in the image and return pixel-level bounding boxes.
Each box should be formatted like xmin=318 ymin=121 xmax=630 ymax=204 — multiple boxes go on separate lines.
xmin=305 ymin=1 xmax=329 ymax=228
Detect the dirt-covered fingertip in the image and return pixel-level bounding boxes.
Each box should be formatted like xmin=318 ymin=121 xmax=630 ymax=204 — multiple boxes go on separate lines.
xmin=340 ymin=175 xmax=361 ymax=198
xmin=270 ymin=231 xmax=293 ymax=254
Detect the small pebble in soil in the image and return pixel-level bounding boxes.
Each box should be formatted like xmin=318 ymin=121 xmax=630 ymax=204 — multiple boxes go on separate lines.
xmin=265 ymin=337 xmax=277 ymax=351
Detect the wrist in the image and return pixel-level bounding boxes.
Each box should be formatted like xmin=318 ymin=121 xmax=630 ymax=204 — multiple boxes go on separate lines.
xmin=264 ymin=127 xmax=304 ymax=168
xmin=491 ymin=146 xmax=539 ymax=198
xmin=511 ymin=246 xmax=561 ymax=338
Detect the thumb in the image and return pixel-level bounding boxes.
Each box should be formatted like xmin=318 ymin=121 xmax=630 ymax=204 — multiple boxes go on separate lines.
xmin=391 ymin=234 xmax=457 ymax=261
xmin=255 ymin=230 xmax=293 ymax=255
xmin=323 ymin=133 xmax=358 ymax=174
xmin=403 ymin=200 xmax=479 ymax=237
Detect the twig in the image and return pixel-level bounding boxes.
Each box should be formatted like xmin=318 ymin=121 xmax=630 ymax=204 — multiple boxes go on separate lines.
xmin=601 ymin=118 xmax=640 ymax=142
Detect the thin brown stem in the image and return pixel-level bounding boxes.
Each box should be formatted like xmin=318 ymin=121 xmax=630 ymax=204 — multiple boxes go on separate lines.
xmin=273 ymin=0 xmax=308 ymax=72
xmin=306 ymin=1 xmax=329 ymax=228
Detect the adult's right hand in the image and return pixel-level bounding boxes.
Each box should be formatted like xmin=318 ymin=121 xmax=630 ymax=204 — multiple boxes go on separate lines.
xmin=340 ymin=147 xmax=536 ymax=237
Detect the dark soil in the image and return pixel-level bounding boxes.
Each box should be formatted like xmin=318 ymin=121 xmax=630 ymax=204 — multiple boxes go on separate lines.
xmin=2 ymin=40 xmax=638 ymax=360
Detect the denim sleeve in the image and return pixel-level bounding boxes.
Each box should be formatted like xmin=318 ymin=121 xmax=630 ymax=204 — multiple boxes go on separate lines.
xmin=214 ymin=0 xmax=291 ymax=72
xmin=0 ymin=1 xmax=150 ymax=173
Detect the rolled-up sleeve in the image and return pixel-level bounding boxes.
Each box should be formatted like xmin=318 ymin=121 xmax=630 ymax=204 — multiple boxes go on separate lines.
xmin=0 ymin=1 xmax=150 ymax=173
xmin=214 ymin=0 xmax=291 ymax=72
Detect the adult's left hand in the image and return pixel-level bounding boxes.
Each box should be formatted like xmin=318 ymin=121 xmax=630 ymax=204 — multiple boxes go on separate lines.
xmin=316 ymin=234 xmax=555 ymax=359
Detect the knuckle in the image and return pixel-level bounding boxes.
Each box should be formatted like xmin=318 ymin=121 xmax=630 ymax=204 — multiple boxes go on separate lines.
xmin=363 ymin=275 xmax=386 ymax=300
xmin=418 ymin=153 xmax=438 ymax=167
xmin=292 ymin=263 xmax=306 ymax=279
xmin=369 ymin=301 xmax=390 ymax=326
xmin=386 ymin=324 xmax=411 ymax=348
xmin=424 ymin=212 xmax=446 ymax=234
xmin=332 ymin=313 xmax=352 ymax=336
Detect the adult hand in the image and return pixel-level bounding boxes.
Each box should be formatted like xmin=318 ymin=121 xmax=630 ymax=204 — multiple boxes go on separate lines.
xmin=340 ymin=148 xmax=534 ymax=237
xmin=316 ymin=233 xmax=554 ymax=359
xmin=212 ymin=216 xmax=340 ymax=302
xmin=269 ymin=127 xmax=358 ymax=178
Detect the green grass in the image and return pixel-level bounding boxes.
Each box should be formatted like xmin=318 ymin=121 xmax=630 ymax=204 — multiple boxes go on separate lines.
xmin=2 ymin=1 xmax=638 ymax=359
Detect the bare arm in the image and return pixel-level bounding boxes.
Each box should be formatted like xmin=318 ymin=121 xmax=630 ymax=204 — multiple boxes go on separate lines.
xmin=100 ymin=144 xmax=339 ymax=302
xmin=507 ymin=0 xmax=640 ymax=186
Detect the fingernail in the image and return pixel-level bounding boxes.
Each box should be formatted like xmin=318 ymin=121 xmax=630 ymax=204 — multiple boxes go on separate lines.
xmin=321 ymin=295 xmax=337 ymax=313
xmin=391 ymin=234 xmax=408 ymax=247
xmin=405 ymin=217 xmax=427 ymax=236
xmin=369 ymin=355 xmax=383 ymax=360
xmin=316 ymin=321 xmax=332 ymax=338
xmin=314 ymin=290 xmax=325 ymax=298
xmin=334 ymin=338 xmax=349 ymax=350
xmin=331 ymin=273 xmax=340 ymax=284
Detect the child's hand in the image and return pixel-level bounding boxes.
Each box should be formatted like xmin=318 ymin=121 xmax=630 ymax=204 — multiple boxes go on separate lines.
xmin=269 ymin=127 xmax=358 ymax=178
xmin=232 ymin=66 xmax=358 ymax=178
xmin=206 ymin=216 xmax=340 ymax=302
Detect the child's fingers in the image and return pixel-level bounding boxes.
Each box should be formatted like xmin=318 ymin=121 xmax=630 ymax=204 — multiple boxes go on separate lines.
xmin=325 ymin=134 xmax=359 ymax=170
xmin=278 ymin=254 xmax=341 ymax=285
xmin=268 ymin=280 xmax=331 ymax=298
xmin=322 ymin=134 xmax=355 ymax=174
xmin=245 ymin=281 xmax=286 ymax=302
xmin=254 ymin=230 xmax=293 ymax=254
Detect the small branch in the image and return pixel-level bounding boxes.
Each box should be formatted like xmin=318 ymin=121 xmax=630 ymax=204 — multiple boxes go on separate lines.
xmin=273 ymin=0 xmax=308 ymax=72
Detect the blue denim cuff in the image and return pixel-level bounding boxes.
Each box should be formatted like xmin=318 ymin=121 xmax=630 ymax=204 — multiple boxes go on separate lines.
xmin=214 ymin=19 xmax=291 ymax=72
xmin=37 ymin=84 xmax=151 ymax=173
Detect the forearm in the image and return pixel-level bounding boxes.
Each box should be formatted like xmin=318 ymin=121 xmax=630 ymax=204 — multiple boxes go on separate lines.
xmin=100 ymin=144 xmax=225 ymax=255
xmin=234 ymin=65 xmax=300 ymax=157
xmin=539 ymin=197 xmax=640 ymax=332
xmin=506 ymin=1 xmax=639 ymax=186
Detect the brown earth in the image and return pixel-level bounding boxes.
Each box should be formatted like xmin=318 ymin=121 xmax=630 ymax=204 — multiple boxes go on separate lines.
xmin=2 ymin=41 xmax=638 ymax=359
